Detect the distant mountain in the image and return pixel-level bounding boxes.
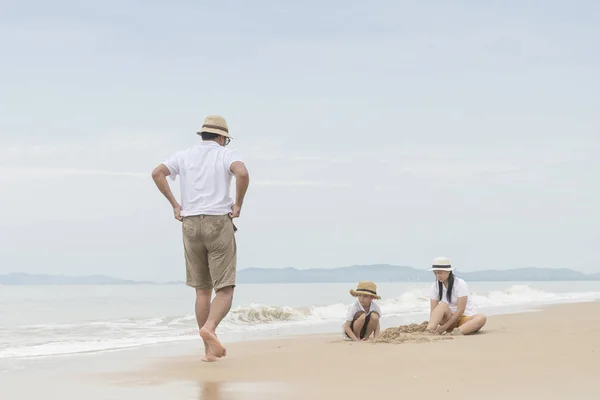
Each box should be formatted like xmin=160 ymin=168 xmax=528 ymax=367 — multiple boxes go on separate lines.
xmin=237 ymin=264 xmax=600 ymax=283
xmin=588 ymin=272 xmax=600 ymax=280
xmin=2 ymin=265 xmax=599 ymax=285
xmin=237 ymin=265 xmax=429 ymax=283
xmin=0 ymin=273 xmax=150 ymax=286
xmin=461 ymin=267 xmax=590 ymax=282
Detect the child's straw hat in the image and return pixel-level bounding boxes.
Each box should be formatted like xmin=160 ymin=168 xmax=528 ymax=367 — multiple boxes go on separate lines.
xmin=349 ymin=281 xmax=381 ymax=299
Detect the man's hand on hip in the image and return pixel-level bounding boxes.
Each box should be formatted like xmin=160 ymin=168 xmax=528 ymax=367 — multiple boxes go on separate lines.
xmin=229 ymin=204 xmax=241 ymax=219
xmin=152 ymin=164 xmax=183 ymax=221
xmin=173 ymin=204 xmax=183 ymax=221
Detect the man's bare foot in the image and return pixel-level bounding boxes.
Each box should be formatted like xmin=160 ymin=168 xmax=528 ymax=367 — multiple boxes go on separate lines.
xmin=199 ymin=332 xmax=222 ymax=362
xmin=202 ymin=338 xmax=219 ymax=357
xmin=200 ymin=330 xmax=226 ymax=358
xmin=200 ymin=327 xmax=226 ymax=358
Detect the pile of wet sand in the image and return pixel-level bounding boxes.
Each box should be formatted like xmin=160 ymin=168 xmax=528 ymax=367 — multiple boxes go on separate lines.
xmin=374 ymin=322 xmax=454 ymax=344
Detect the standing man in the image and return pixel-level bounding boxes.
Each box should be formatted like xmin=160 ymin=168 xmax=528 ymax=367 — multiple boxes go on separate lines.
xmin=151 ymin=115 xmax=250 ymax=362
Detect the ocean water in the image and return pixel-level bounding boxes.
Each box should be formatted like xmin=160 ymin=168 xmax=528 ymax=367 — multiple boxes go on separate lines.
xmin=1 ymin=281 xmax=599 ymax=368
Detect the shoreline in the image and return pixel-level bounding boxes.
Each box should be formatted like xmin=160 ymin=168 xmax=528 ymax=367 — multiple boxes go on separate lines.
xmin=4 ymin=280 xmax=600 ymax=364
xmin=118 ymin=301 xmax=600 ymax=398
xmin=3 ymin=301 xmax=600 ymax=399
xmin=1 ymin=298 xmax=595 ymax=366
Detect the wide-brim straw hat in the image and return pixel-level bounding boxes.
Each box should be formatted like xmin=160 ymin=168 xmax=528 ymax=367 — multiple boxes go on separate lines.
xmin=349 ymin=281 xmax=381 ymax=299
xmin=428 ymin=256 xmax=455 ymax=271
xmin=196 ymin=115 xmax=232 ymax=138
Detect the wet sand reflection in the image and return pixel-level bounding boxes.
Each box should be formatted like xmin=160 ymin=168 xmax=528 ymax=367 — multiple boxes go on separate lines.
xmin=197 ymin=381 xmax=288 ymax=400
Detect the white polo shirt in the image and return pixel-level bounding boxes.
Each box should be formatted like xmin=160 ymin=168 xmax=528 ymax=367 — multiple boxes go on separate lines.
xmin=162 ymin=141 xmax=243 ymax=216
xmin=429 ymin=277 xmax=476 ymax=316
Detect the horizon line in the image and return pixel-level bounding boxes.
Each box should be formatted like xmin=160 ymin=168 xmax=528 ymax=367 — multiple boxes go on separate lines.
xmin=2 ymin=264 xmax=599 ymax=283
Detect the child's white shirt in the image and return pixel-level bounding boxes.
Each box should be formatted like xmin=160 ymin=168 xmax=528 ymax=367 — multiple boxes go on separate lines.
xmin=345 ymin=300 xmax=382 ymax=321
xmin=341 ymin=300 xmax=382 ymax=336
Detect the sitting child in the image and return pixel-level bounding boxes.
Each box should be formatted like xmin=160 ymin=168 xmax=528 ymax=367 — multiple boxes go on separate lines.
xmin=343 ymin=281 xmax=382 ymax=341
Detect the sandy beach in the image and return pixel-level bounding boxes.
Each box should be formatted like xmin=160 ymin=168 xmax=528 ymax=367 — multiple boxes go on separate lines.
xmin=4 ymin=301 xmax=598 ymax=400
xmin=91 ymin=301 xmax=599 ymax=399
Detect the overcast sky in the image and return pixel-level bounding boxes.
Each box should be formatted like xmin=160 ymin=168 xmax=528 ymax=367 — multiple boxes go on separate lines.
xmin=1 ymin=1 xmax=599 ymax=281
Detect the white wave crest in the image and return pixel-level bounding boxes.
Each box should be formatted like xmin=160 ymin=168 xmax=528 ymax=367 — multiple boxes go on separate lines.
xmin=3 ymin=285 xmax=599 ymax=360
xmin=226 ymin=304 xmax=307 ymax=324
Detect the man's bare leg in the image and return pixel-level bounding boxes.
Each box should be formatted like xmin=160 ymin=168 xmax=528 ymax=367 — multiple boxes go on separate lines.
xmin=362 ymin=312 xmax=380 ymax=340
xmin=426 ymin=302 xmax=451 ymax=333
xmin=200 ymin=286 xmax=234 ymax=361
xmin=195 ymin=288 xmax=213 ymax=360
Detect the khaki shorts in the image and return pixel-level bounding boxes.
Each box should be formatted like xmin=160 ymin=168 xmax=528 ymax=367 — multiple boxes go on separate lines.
xmin=181 ymin=214 xmax=237 ymax=291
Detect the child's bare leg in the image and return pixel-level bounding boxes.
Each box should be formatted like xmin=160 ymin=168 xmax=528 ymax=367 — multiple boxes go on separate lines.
xmin=426 ymin=302 xmax=451 ymax=332
xmin=352 ymin=312 xmax=367 ymax=338
xmin=362 ymin=312 xmax=380 ymax=340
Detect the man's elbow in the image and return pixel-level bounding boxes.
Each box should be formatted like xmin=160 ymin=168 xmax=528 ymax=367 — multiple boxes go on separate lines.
xmin=232 ymin=163 xmax=250 ymax=180
xmin=234 ymin=167 xmax=250 ymax=180
xmin=151 ymin=166 xmax=166 ymax=181
xmin=238 ymin=169 xmax=250 ymax=180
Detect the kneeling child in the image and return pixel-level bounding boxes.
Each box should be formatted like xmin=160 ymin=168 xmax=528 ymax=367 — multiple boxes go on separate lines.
xmin=343 ymin=281 xmax=382 ymax=341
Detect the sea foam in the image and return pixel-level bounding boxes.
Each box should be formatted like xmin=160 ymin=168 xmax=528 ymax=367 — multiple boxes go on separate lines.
xmin=2 ymin=285 xmax=599 ymax=360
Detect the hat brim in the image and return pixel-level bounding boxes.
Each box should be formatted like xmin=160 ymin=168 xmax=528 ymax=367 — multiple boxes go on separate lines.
xmin=349 ymin=289 xmax=381 ymax=300
xmin=196 ymin=127 xmax=232 ymax=138
xmin=428 ymin=267 xmax=455 ymax=271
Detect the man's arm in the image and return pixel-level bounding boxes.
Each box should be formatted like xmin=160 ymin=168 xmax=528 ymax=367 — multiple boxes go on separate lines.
xmin=229 ymin=161 xmax=250 ymax=218
xmin=151 ymin=164 xmax=182 ymax=221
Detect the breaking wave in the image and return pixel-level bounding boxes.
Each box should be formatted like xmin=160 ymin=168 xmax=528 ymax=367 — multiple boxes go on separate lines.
xmin=2 ymin=285 xmax=599 ymax=360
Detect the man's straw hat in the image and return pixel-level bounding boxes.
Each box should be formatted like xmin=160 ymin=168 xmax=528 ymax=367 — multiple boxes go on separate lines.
xmin=428 ymin=256 xmax=455 ymax=271
xmin=196 ymin=115 xmax=231 ymax=138
xmin=349 ymin=281 xmax=381 ymax=300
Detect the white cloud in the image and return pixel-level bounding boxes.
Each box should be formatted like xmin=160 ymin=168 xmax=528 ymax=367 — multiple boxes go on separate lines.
xmin=0 ymin=134 xmax=169 ymax=157
xmin=255 ymin=180 xmax=352 ymax=188
xmin=0 ymin=166 xmax=148 ymax=181
xmin=0 ymin=166 xmax=353 ymax=189
xmin=244 ymin=153 xmax=351 ymax=164
xmin=391 ymin=163 xmax=523 ymax=178
xmin=0 ymin=143 xmax=86 ymax=156
xmin=1 ymin=139 xmax=354 ymax=165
